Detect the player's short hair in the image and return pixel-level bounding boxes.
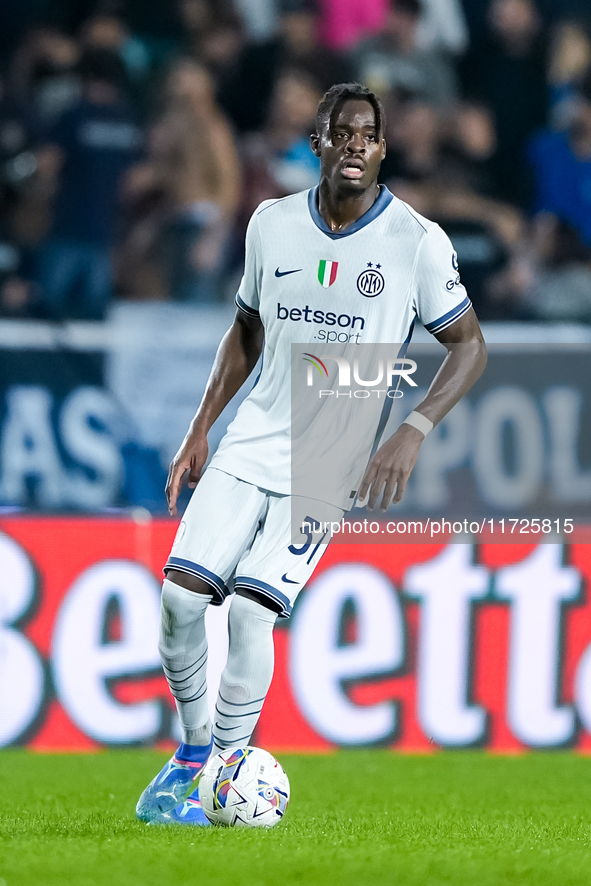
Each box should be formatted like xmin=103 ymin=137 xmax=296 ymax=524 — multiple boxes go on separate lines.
xmin=315 ymin=82 xmax=386 ymax=139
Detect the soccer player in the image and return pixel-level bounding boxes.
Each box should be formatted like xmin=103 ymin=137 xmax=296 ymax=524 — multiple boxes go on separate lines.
xmin=136 ymin=82 xmax=487 ymax=825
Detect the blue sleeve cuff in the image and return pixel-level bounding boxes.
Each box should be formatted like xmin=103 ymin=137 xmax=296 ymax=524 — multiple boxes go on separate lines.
xmin=423 ymin=295 xmax=471 ymax=334
xmin=235 ymin=293 xmax=260 ymax=318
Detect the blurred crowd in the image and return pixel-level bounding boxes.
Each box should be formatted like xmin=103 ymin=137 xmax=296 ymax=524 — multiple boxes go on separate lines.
xmin=1 ymin=0 xmax=591 ymax=322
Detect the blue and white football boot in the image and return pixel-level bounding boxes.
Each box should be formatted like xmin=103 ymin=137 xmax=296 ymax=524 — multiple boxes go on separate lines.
xmin=136 ymin=740 xmax=213 ymax=822
xmin=147 ymin=785 xmax=211 ymax=827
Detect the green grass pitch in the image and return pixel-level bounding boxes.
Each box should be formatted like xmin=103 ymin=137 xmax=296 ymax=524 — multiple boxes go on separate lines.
xmin=1 ymin=750 xmax=591 ymax=886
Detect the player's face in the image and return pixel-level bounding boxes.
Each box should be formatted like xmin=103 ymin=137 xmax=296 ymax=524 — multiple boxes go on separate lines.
xmin=312 ymin=99 xmax=386 ymax=194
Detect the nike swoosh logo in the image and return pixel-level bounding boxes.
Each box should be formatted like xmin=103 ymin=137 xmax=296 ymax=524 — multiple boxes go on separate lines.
xmin=281 ymin=573 xmax=299 ymax=584
xmin=275 ymin=267 xmax=302 ymax=277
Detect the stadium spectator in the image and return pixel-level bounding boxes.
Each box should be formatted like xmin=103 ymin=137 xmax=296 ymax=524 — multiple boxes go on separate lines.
xmin=529 ymin=70 xmax=591 ymax=248
xmin=0 ymin=225 xmax=40 ymax=317
xmin=80 ymin=13 xmax=153 ymax=119
xmin=130 ymin=58 xmax=240 ymax=303
xmin=178 ymin=0 xmax=245 ymax=74
xmin=9 ymin=26 xmax=81 ymax=128
xmin=415 ymin=0 xmax=468 ymax=54
xmin=546 ymin=18 xmax=591 ymax=128
xmin=113 ymin=156 xmax=169 ymax=300
xmin=195 ymin=9 xmax=247 ymax=95
xmin=379 ymin=90 xmax=441 ymax=179
xmin=217 ymin=2 xmax=351 ymax=134
xmin=275 ymin=3 xmax=352 ymax=90
xmin=488 ymin=69 xmax=591 ymax=322
xmin=0 ymin=71 xmax=39 ymax=236
xmin=35 ymin=48 xmax=142 ymax=320
xmin=317 ymin=0 xmax=386 ymax=50
xmin=382 ymin=95 xmax=525 ymax=317
xmin=177 ymin=0 xmax=228 ymax=51
xmin=0 ymin=0 xmax=588 ymax=324
xmin=0 ymin=70 xmax=51 ymax=316
xmin=351 ymin=0 xmax=460 ymax=106
xmin=460 ymin=0 xmax=548 ymax=207
xmin=517 ymin=218 xmax=591 ymax=322
xmin=318 ymin=0 xmax=468 ymax=56
xmin=382 ymin=97 xmax=502 ymax=203
xmin=233 ymin=0 xmax=278 ymax=42
xmin=240 ymin=69 xmax=321 ymax=225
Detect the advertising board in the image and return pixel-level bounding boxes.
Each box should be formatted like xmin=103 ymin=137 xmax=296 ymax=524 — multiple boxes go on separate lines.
xmin=3 ymin=516 xmax=591 ymax=753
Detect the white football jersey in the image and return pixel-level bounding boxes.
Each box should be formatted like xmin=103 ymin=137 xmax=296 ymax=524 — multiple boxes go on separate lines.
xmin=209 ymin=186 xmax=471 ymax=506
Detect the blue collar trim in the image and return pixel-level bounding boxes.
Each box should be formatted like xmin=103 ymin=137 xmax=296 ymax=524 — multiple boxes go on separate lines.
xmin=308 ymin=185 xmax=393 ymax=239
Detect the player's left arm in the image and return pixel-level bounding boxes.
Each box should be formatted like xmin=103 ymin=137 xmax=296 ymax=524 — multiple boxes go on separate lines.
xmin=358 ymin=307 xmax=487 ymax=511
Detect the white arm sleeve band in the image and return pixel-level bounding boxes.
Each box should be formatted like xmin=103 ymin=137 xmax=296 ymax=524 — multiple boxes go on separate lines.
xmin=402 ymin=410 xmax=434 ymax=436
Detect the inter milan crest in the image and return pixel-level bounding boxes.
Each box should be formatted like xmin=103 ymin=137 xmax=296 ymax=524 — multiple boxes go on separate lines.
xmin=318 ymin=260 xmax=338 ymax=288
xmin=357 ymin=262 xmax=385 ymax=297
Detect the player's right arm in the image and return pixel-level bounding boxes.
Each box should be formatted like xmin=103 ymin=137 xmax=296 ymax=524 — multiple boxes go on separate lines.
xmin=165 ymin=307 xmax=264 ymax=515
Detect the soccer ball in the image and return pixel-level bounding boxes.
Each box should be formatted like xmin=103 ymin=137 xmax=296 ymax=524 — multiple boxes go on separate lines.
xmin=199 ymin=746 xmax=290 ymax=827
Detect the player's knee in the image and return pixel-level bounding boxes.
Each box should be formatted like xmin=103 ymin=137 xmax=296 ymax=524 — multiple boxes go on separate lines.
xmin=164 ymin=569 xmax=212 ymax=596
xmin=227 ymin=594 xmax=276 ymax=683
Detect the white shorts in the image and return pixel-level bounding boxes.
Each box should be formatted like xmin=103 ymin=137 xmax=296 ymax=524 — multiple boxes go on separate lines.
xmin=165 ymin=467 xmax=345 ymax=617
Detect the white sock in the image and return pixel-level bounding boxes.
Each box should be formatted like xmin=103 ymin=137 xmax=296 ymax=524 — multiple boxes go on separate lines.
xmin=212 ymin=594 xmax=277 ymax=755
xmin=159 ymin=578 xmax=213 ymax=746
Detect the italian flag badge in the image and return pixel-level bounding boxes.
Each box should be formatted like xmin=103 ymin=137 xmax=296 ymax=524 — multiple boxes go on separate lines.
xmin=318 ymin=259 xmax=338 ymax=288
